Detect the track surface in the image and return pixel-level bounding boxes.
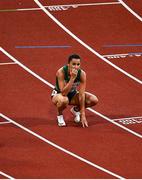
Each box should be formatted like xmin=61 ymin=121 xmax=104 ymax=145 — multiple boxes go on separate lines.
xmin=0 ymin=0 xmax=142 ymax=179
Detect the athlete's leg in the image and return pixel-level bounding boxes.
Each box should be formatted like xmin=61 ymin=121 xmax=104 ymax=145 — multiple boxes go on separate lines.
xmin=69 ymin=92 xmax=98 ymax=108
xmin=52 ymin=93 xmax=69 ymax=126
xmin=52 ymin=93 xmax=69 ymax=115
xmin=69 ymin=92 xmax=98 ymax=123
xmin=85 ymin=92 xmax=98 ymax=108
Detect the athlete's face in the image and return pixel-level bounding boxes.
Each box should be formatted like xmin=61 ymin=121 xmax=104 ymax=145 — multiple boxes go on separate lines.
xmin=68 ymin=58 xmax=81 ymax=73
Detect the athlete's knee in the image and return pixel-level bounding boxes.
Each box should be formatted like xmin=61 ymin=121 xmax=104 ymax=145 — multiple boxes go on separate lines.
xmin=86 ymin=95 xmax=98 ymax=107
xmin=92 ymin=95 xmax=98 ymax=105
xmin=57 ymin=96 xmax=69 ymax=108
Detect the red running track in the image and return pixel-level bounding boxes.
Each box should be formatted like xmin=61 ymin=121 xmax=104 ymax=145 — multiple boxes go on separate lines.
xmin=0 ymin=0 xmax=142 ymax=178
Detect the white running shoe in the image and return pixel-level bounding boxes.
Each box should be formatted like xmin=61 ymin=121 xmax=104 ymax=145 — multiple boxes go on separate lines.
xmin=70 ymin=107 xmax=80 ymax=123
xmin=57 ymin=115 xmax=66 ymax=127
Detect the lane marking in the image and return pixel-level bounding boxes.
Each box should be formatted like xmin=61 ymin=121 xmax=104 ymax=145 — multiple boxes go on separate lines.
xmin=0 ymin=47 xmax=54 ymax=89
xmin=88 ymin=108 xmax=142 ymax=138
xmin=33 ymin=0 xmax=142 ymax=85
xmin=15 ymin=45 xmax=71 ymax=48
xmin=0 ymin=2 xmax=121 ymax=12
xmin=0 ymin=47 xmax=142 ymax=139
xmin=0 ymin=113 xmax=124 ymax=179
xmin=0 ymin=62 xmax=17 ymax=65
xmin=118 ymin=0 xmax=142 ymax=22
xmin=0 ymin=171 xmax=14 ymax=180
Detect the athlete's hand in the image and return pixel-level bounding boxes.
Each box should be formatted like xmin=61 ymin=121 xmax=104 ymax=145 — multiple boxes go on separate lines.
xmin=70 ymin=68 xmax=78 ymax=80
xmin=81 ymin=115 xmax=88 ymax=128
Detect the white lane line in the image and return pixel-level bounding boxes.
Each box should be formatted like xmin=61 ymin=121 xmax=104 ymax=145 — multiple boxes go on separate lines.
xmin=118 ymin=0 xmax=142 ymax=22
xmin=0 ymin=171 xmax=14 ymax=179
xmin=0 ymin=47 xmax=54 ymax=89
xmin=0 ymin=47 xmax=142 ymax=139
xmin=34 ymin=0 xmax=142 ymax=85
xmin=87 ymin=108 xmax=142 ymax=138
xmin=0 ymin=62 xmax=17 ymax=65
xmin=0 ymin=2 xmax=121 ymax=12
xmin=0 ymin=113 xmax=124 ymax=179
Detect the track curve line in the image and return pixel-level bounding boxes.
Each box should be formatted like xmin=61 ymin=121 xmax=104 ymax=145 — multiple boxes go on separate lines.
xmin=0 ymin=47 xmax=142 ymax=139
xmin=118 ymin=0 xmax=142 ymax=22
xmin=0 ymin=113 xmax=124 ymax=179
xmin=33 ymin=0 xmax=142 ymax=85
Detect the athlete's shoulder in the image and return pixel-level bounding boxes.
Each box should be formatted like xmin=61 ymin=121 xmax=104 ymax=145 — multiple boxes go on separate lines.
xmin=56 ymin=66 xmax=65 ymax=77
xmin=80 ymin=69 xmax=86 ymax=81
xmin=80 ymin=69 xmax=86 ymax=76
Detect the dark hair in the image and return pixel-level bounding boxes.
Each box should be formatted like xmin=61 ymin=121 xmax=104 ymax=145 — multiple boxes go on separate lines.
xmin=68 ymin=54 xmax=81 ymax=63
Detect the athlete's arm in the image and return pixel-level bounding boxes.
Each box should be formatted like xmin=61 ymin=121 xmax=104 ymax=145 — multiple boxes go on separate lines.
xmin=57 ymin=68 xmax=77 ymax=96
xmin=79 ymin=71 xmax=88 ymax=127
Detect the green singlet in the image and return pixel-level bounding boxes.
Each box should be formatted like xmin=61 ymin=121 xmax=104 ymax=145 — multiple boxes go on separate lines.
xmin=55 ymin=65 xmax=81 ymax=93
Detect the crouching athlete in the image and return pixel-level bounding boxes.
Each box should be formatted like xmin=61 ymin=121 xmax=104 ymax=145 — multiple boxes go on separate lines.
xmin=51 ymin=54 xmax=98 ymax=127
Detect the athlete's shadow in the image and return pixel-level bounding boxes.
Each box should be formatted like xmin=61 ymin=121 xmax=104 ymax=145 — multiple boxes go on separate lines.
xmin=8 ymin=113 xmax=128 ymax=129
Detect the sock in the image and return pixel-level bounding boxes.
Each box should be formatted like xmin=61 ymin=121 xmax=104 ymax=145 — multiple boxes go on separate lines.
xmin=74 ymin=106 xmax=80 ymax=112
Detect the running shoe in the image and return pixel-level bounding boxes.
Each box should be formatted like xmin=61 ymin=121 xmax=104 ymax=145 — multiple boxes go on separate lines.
xmin=57 ymin=115 xmax=66 ymax=127
xmin=70 ymin=107 xmax=80 ymax=123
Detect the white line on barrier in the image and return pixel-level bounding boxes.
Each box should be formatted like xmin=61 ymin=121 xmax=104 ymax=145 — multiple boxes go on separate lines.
xmin=0 ymin=113 xmax=124 ymax=179
xmin=0 ymin=47 xmax=142 ymax=139
xmin=0 ymin=62 xmax=17 ymax=65
xmin=0 ymin=121 xmax=11 ymax=124
xmin=103 ymin=53 xmax=129 ymax=57
xmin=113 ymin=116 xmax=142 ymax=121
xmin=103 ymin=52 xmax=142 ymax=58
xmin=0 ymin=2 xmax=121 ymax=12
xmin=48 ymin=2 xmax=121 ymax=7
xmin=33 ymin=0 xmax=142 ymax=85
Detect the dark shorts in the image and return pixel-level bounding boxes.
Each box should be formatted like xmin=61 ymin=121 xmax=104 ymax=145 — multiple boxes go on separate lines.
xmin=67 ymin=90 xmax=77 ymax=102
xmin=51 ymin=89 xmax=77 ymax=102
